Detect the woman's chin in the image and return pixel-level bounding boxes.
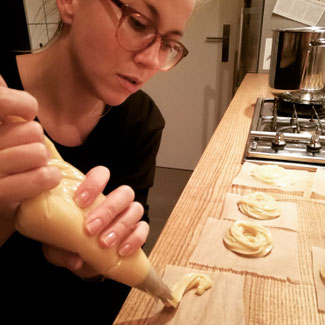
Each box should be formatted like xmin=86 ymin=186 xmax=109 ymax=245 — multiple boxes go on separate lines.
xmin=104 ymin=92 xmax=137 ymax=106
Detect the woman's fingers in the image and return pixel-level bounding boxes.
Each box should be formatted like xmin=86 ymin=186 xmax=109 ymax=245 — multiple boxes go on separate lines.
xmin=84 ymin=185 xmax=135 ymax=235
xmin=74 ymin=166 xmax=110 ymax=208
xmin=0 ymin=120 xmax=45 ymax=150
xmin=118 ymin=220 xmax=149 ymax=257
xmin=82 ymin=183 xmax=147 ymax=257
xmin=0 ymin=143 xmax=49 ymax=177
xmin=0 ymin=79 xmax=38 ymax=122
xmin=42 ymin=244 xmax=101 ymax=279
xmin=0 ymin=77 xmax=58 ymax=222
xmin=42 ymin=244 xmax=83 ymax=271
xmin=0 ymin=166 xmax=62 ymax=218
xmin=98 ymin=201 xmax=144 ymax=248
xmin=44 ymin=181 xmax=147 ymax=278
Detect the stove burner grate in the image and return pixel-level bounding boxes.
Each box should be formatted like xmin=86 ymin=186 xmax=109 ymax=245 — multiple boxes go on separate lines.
xmin=274 ymin=97 xmax=325 ymax=119
xmin=273 ymin=99 xmax=325 ymax=135
xmin=243 ymin=97 xmax=325 ymax=169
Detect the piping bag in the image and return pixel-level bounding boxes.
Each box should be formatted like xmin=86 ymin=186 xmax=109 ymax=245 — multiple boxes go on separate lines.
xmin=15 ymin=135 xmax=177 ymax=307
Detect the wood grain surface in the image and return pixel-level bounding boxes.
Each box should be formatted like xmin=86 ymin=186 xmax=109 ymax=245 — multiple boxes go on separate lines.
xmin=114 ymin=74 xmax=325 ymax=324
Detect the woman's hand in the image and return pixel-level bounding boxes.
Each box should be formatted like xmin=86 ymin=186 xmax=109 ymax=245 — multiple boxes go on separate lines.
xmin=0 ymin=75 xmax=148 ymax=277
xmin=0 ymin=76 xmax=61 ymax=245
xmin=77 ymin=167 xmax=148 ymax=256
xmin=43 ymin=166 xmax=149 ymax=279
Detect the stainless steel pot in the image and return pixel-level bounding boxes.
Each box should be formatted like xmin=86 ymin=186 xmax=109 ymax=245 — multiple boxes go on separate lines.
xmin=269 ymin=27 xmax=325 ymax=104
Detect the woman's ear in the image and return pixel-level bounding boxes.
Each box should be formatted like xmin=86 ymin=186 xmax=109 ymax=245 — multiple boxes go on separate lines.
xmin=56 ymin=0 xmax=77 ymax=25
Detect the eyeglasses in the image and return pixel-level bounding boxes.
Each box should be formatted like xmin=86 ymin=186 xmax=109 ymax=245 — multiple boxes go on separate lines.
xmin=110 ymin=0 xmax=189 ymax=71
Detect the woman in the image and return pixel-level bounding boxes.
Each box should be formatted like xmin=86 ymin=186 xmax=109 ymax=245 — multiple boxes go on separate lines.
xmin=0 ymin=0 xmax=197 ymax=321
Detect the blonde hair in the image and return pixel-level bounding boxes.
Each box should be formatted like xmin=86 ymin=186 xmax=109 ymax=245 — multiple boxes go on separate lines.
xmin=39 ymin=0 xmax=209 ymax=49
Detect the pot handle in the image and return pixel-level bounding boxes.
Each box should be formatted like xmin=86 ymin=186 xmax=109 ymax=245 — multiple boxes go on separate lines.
xmin=310 ymin=38 xmax=325 ymax=47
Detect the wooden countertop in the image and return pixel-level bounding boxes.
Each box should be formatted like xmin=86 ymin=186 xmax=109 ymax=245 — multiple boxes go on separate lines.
xmin=114 ymin=74 xmax=325 ymax=324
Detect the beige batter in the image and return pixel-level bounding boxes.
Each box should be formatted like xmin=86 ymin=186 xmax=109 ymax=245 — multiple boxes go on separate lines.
xmin=15 ymin=137 xmax=151 ymax=287
xmin=223 ymin=220 xmax=273 ymax=257
xmin=167 ymin=273 xmax=213 ymax=308
xmin=251 ymin=164 xmax=297 ymax=187
xmin=237 ymin=192 xmax=281 ymax=220
xmin=11 ymin=118 xmax=211 ymax=307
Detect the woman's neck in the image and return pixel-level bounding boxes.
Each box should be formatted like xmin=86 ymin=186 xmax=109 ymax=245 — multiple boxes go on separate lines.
xmin=16 ymin=38 xmax=106 ymax=146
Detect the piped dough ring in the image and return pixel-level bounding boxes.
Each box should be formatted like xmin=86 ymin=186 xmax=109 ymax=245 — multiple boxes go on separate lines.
xmin=251 ymin=164 xmax=297 ymax=187
xmin=237 ymin=192 xmax=281 ymax=220
xmin=223 ymin=220 xmax=273 ymax=257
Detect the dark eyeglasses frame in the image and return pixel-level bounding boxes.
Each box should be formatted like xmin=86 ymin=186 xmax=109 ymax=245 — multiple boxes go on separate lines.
xmin=110 ymin=0 xmax=189 ymax=70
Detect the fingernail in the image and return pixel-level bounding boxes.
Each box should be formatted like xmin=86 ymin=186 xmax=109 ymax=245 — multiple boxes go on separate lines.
xmin=119 ymin=244 xmax=131 ymax=257
xmin=75 ymin=191 xmax=90 ymax=208
xmin=86 ymin=218 xmax=102 ymax=235
xmin=102 ymin=232 xmax=117 ymax=247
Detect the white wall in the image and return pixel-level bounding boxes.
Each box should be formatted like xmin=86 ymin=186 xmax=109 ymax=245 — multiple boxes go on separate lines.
xmin=143 ymin=1 xmax=240 ymax=170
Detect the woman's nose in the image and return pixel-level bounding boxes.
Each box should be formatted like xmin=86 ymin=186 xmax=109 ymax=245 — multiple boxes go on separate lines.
xmin=134 ymin=39 xmax=161 ymax=70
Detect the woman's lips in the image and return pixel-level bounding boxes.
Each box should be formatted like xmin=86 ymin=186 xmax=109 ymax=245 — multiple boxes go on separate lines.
xmin=117 ymin=74 xmax=142 ymax=93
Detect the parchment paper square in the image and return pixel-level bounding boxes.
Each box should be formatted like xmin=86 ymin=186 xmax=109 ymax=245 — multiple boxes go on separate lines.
xmin=190 ymin=218 xmax=300 ymax=282
xmin=232 ymin=162 xmax=310 ymax=192
xmin=221 ymin=192 xmax=298 ymax=231
xmin=149 ymin=265 xmax=245 ymax=325
xmin=312 ymin=246 xmax=325 ymax=312
xmin=311 ymin=169 xmax=325 ymax=199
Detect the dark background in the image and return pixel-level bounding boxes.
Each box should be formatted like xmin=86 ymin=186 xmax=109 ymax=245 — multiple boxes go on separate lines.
xmin=0 ymin=0 xmax=30 ymax=51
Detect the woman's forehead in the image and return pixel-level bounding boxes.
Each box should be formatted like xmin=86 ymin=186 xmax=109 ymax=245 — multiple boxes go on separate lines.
xmin=125 ymin=0 xmax=194 ymax=28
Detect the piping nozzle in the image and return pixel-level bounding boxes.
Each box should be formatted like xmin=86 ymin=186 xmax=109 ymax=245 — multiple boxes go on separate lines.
xmin=136 ymin=266 xmax=178 ymax=308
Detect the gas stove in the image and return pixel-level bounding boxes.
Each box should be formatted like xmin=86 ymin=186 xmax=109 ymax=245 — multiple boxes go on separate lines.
xmin=243 ymin=97 xmax=325 ymax=170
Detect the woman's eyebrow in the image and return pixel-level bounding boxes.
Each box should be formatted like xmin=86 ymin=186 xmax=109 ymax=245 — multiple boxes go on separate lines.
xmin=144 ymin=0 xmax=160 ymax=20
xmin=144 ymin=1 xmax=184 ymax=37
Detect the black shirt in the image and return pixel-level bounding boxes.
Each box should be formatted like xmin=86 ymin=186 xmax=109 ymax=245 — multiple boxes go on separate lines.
xmin=0 ymin=52 xmax=165 ymax=322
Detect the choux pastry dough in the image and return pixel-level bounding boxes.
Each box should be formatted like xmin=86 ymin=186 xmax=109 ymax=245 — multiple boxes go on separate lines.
xmin=15 ymin=136 xmax=152 ymax=288
xmin=223 ymin=220 xmax=273 ymax=257
xmin=167 ymin=273 xmax=213 ymax=308
xmin=9 ymin=120 xmax=204 ymax=307
xmin=237 ymin=192 xmax=281 ymax=220
xmin=251 ymin=164 xmax=297 ymax=187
